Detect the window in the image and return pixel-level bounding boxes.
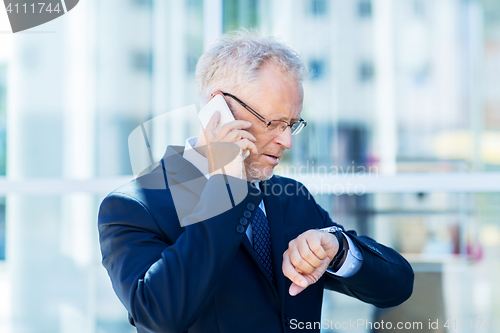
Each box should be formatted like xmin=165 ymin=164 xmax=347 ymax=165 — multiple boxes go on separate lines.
xmin=186 ymin=54 xmax=198 ymax=74
xmin=359 ymin=61 xmax=374 ymax=82
xmin=223 ymin=0 xmax=259 ymax=32
xmin=131 ymin=51 xmax=152 ymax=74
xmin=413 ymin=0 xmax=425 ymax=18
xmin=414 ymin=64 xmax=430 ymax=86
xmin=309 ymin=59 xmax=326 ymax=80
xmin=310 ymin=0 xmax=327 ymax=16
xmin=131 ymin=0 xmax=152 ymax=7
xmin=358 ymin=0 xmax=372 ymax=18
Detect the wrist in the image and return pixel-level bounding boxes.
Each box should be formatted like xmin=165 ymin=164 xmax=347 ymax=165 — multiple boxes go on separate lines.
xmin=319 ymin=226 xmax=345 ymax=271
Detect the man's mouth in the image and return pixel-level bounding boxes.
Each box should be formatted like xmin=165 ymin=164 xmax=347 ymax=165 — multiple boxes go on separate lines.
xmin=263 ymin=154 xmax=280 ymax=163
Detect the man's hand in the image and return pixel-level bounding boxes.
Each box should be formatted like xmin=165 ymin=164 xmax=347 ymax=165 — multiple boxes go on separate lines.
xmin=282 ymin=230 xmax=339 ymax=296
xmin=197 ymin=111 xmax=258 ymax=179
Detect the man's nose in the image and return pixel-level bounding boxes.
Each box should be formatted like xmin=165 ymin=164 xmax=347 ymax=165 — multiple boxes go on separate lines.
xmin=275 ymin=127 xmax=293 ymax=149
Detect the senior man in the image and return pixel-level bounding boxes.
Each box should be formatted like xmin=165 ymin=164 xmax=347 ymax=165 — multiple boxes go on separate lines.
xmin=98 ymin=32 xmax=414 ymax=333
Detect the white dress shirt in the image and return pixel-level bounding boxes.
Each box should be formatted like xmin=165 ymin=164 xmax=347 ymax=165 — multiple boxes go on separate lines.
xmin=183 ymin=137 xmax=363 ymax=277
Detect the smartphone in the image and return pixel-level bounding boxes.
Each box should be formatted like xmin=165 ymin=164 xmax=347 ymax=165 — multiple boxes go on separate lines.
xmin=198 ymin=93 xmax=250 ymax=159
xmin=198 ymin=94 xmax=235 ymax=134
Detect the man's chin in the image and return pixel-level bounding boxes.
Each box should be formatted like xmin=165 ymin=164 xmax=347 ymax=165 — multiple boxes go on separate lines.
xmin=245 ymin=161 xmax=275 ymax=183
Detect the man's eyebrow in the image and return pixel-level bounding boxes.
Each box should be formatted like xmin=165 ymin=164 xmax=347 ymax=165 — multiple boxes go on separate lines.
xmin=267 ymin=112 xmax=297 ymax=120
xmin=273 ymin=116 xmax=301 ymax=122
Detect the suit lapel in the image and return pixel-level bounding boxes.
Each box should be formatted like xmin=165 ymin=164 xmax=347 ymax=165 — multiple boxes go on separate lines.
xmin=162 ymin=145 xmax=208 ymax=198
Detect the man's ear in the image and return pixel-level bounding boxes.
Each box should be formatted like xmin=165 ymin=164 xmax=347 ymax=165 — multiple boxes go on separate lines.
xmin=211 ymin=91 xmax=224 ymax=98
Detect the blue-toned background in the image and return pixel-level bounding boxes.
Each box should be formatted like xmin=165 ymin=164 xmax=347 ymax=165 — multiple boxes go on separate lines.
xmin=1 ymin=0 xmax=500 ymax=332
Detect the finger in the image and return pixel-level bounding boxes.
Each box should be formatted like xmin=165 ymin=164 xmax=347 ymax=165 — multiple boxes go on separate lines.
xmin=221 ymin=129 xmax=257 ymax=143
xmin=234 ymin=140 xmax=258 ymax=156
xmin=288 ymin=245 xmax=316 ymax=275
xmin=282 ymin=251 xmax=308 ymax=288
xmin=203 ymin=111 xmax=221 ymax=142
xmin=298 ymin=238 xmax=324 ymax=268
xmin=305 ymin=233 xmax=329 ymax=261
xmin=303 ymin=230 xmax=336 ymax=259
xmin=206 ymin=111 xmax=221 ymax=131
xmin=216 ymin=120 xmax=252 ymax=140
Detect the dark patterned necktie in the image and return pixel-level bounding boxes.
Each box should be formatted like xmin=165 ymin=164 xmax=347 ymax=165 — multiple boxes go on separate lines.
xmin=252 ymin=205 xmax=275 ymax=284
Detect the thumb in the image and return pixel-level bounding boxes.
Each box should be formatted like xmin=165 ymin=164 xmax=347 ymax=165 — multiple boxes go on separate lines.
xmin=204 ymin=111 xmax=221 ymax=142
xmin=321 ymin=232 xmax=339 ymax=259
xmin=207 ymin=111 xmax=221 ymax=130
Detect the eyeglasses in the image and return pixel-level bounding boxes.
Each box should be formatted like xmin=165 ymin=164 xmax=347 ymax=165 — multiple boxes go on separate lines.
xmin=220 ymin=92 xmax=307 ymax=135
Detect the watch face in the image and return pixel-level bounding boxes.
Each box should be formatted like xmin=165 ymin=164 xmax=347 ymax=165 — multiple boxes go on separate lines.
xmin=320 ymin=226 xmax=340 ymax=234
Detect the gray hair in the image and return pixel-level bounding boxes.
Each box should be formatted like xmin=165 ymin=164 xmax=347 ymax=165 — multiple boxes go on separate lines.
xmin=196 ymin=30 xmax=308 ymax=105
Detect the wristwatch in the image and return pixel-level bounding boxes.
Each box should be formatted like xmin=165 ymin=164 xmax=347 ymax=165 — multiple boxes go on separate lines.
xmin=319 ymin=226 xmax=345 ymax=270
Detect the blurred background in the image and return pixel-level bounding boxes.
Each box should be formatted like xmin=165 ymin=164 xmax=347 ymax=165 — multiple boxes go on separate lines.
xmin=0 ymin=0 xmax=500 ymax=332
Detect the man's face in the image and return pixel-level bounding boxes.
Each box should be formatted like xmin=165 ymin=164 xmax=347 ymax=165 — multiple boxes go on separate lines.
xmin=225 ymin=62 xmax=304 ymax=182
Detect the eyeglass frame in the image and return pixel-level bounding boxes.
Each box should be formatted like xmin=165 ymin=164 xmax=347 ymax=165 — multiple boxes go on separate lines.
xmin=219 ymin=92 xmax=307 ymax=135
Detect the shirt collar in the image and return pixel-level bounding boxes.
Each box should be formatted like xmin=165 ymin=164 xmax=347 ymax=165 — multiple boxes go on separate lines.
xmin=183 ymin=138 xmax=266 ymax=212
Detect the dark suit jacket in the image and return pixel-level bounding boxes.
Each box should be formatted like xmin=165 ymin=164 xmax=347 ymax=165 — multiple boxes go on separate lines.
xmin=98 ymin=146 xmax=414 ymax=333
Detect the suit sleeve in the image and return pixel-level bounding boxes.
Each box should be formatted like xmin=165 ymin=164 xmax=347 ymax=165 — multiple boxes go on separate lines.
xmin=98 ymin=175 xmax=263 ymax=332
xmin=314 ymin=201 xmax=414 ymax=308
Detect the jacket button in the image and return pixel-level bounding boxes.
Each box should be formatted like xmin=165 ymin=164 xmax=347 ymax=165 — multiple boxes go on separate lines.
xmin=239 ymin=217 xmax=248 ymax=226
xmin=247 ymin=202 xmax=255 ymax=211
xmin=243 ymin=210 xmax=252 ymax=218
xmin=284 ymin=316 xmax=290 ymax=326
xmin=236 ymin=225 xmax=245 ymax=233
